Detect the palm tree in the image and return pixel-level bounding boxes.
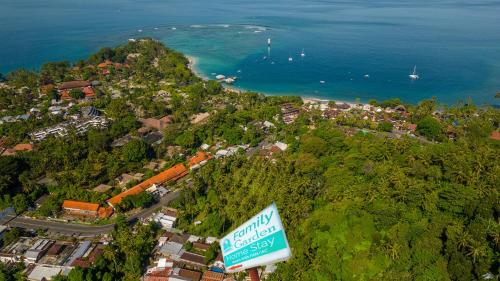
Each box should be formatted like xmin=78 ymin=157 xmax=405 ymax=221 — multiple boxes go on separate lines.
xmin=467 ymin=240 xmax=487 ymax=263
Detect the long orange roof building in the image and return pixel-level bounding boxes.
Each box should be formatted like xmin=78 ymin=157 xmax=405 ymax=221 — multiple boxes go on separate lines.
xmin=107 ymin=163 xmax=188 ymax=207
xmin=62 ymin=200 xmax=100 ymax=212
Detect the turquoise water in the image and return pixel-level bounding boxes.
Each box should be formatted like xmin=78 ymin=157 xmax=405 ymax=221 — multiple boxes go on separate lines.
xmin=1 ymin=0 xmax=499 ymax=105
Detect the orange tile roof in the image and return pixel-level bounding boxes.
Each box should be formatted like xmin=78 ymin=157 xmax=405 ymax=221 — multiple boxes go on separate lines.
xmin=60 ymin=90 xmax=72 ymax=100
xmin=97 ymin=60 xmax=113 ymax=68
xmin=98 ymin=206 xmax=114 ymax=218
xmin=107 ymin=163 xmax=188 ymax=206
xmin=82 ymin=87 xmax=95 ymax=97
xmin=14 ymin=143 xmax=33 ymax=151
xmin=189 ymin=151 xmax=211 ymax=167
xmin=62 ymin=200 xmax=99 ymax=212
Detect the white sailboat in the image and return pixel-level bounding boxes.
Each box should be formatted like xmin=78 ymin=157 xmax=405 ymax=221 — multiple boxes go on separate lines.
xmin=301 ymin=49 xmax=305 ymax=57
xmin=409 ymin=66 xmax=419 ymax=80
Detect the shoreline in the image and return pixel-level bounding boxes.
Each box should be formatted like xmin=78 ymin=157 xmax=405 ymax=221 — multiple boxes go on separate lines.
xmin=186 ymin=54 xmax=372 ymax=108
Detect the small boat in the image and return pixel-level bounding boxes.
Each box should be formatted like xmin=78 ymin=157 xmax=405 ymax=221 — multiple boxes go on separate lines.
xmin=364 ymin=74 xmax=370 ymax=79
xmin=154 ymin=27 xmax=159 ymax=30
xmin=267 ymin=38 xmax=271 ymax=46
xmin=263 ymin=56 xmax=267 ymax=60
xmin=171 ymin=27 xmax=177 ymax=30
xmin=288 ymin=54 xmax=293 ymax=62
xmin=409 ymin=66 xmax=419 ymax=80
xmin=138 ymin=29 xmax=143 ymax=32
xmin=237 ymin=70 xmax=242 ymax=73
xmin=320 ymin=80 xmax=326 ymax=84
xmin=301 ymin=49 xmax=305 ymax=57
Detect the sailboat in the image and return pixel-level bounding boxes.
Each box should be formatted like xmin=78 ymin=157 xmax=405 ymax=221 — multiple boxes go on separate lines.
xmin=301 ymin=49 xmax=305 ymax=57
xmin=409 ymin=66 xmax=419 ymax=80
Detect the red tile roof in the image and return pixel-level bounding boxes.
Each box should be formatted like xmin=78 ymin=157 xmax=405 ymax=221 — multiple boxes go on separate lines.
xmin=62 ymin=200 xmax=100 ymax=212
xmin=82 ymin=87 xmax=95 ymax=97
xmin=201 ymin=271 xmax=225 ymax=281
xmin=144 ymin=268 xmax=171 ymax=281
xmin=107 ymin=164 xmax=188 ymax=206
xmin=407 ymin=123 xmax=417 ymax=132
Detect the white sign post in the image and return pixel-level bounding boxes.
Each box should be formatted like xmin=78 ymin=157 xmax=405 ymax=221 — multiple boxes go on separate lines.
xmin=220 ymin=203 xmax=292 ymax=274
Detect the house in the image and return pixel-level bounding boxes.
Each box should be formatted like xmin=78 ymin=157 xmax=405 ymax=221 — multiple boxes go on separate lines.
xmin=159 ymin=241 xmax=184 ymax=259
xmin=144 ymin=131 xmax=164 ymax=145
xmin=46 ymin=244 xmax=65 ymax=257
xmin=58 ymin=80 xmax=94 ymax=100
xmin=58 ymin=81 xmax=91 ymax=91
xmin=65 ymin=241 xmax=91 ymax=266
xmin=190 ymin=112 xmax=210 ymax=124
xmin=281 ymin=103 xmax=300 ymax=124
xmin=97 ymin=60 xmax=113 ymax=68
xmin=98 ymin=206 xmax=114 ymax=218
xmin=116 ymin=173 xmax=144 ymax=187
xmin=62 ymin=200 xmax=100 ymax=217
xmin=82 ymin=87 xmax=95 ymax=98
xmin=107 ymin=164 xmax=188 ymax=207
xmin=407 ymin=123 xmax=417 ymax=133
xmin=1 ymin=143 xmax=33 ymax=156
xmin=146 ymin=184 xmax=169 ymax=198
xmin=27 ymin=265 xmax=64 ymax=281
xmin=144 ymin=267 xmax=172 ymax=281
xmin=170 ymin=268 xmax=202 ymax=281
xmin=201 ymin=271 xmax=225 ymax=281
xmin=25 ymin=239 xmax=54 ymax=263
xmin=179 ymin=252 xmax=207 ymax=268
xmin=93 ymin=184 xmax=112 ymax=193
xmin=81 ymin=106 xmax=100 ymax=117
xmin=139 ymin=116 xmax=173 ymax=131
xmin=71 ymin=245 xmax=104 ymax=268
xmin=189 ymin=151 xmax=211 ymax=170
xmin=192 ymin=242 xmax=210 ymax=252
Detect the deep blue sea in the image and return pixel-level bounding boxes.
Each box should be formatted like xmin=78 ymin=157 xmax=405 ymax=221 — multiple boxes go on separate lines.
xmin=1 ymin=0 xmax=499 ymax=105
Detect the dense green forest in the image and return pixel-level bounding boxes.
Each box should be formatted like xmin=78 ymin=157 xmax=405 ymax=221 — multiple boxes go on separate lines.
xmin=0 ymin=40 xmax=499 ymax=280
xmin=172 ymin=116 xmax=499 ymax=280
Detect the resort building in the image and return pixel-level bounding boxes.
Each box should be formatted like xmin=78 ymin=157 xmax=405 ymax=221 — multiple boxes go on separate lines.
xmin=107 ymin=163 xmax=188 ymax=207
xmin=139 ymin=116 xmax=173 ymax=131
xmin=188 ymin=151 xmax=211 ymax=170
xmin=62 ymin=200 xmax=99 ymax=217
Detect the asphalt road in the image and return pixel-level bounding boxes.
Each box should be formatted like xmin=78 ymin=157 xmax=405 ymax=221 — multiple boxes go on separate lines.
xmin=6 ymin=189 xmax=181 ymax=237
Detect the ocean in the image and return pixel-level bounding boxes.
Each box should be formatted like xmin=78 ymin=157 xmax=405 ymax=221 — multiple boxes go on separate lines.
xmin=1 ymin=0 xmax=499 ymax=105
